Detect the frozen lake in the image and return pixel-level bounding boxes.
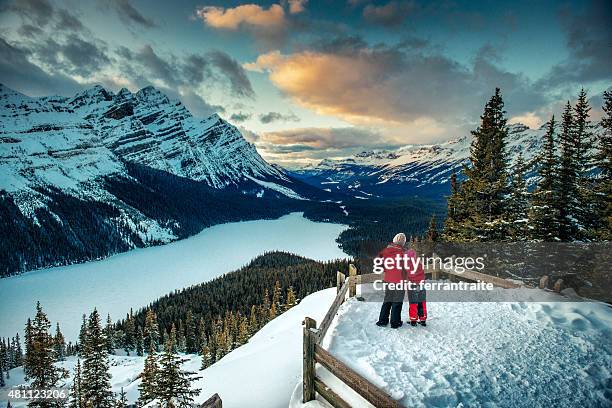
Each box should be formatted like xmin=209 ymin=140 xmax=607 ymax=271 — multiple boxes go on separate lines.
xmin=0 ymin=213 xmax=348 ymax=341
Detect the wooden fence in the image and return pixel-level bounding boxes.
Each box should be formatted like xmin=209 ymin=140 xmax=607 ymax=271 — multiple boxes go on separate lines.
xmin=201 ymin=393 xmax=222 ymax=407
xmin=303 ymin=260 xmax=522 ymax=408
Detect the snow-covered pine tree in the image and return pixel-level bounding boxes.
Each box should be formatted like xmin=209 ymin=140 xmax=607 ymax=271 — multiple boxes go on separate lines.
xmin=529 ymin=116 xmax=560 ymax=241
xmin=507 ymin=153 xmax=530 ymax=240
xmin=24 ymin=302 xmax=67 ymax=408
xmin=143 ymin=309 xmax=159 ymax=352
xmin=81 ymin=309 xmax=113 ymax=408
xmin=67 ymin=359 xmax=83 ymax=408
xmin=138 ymin=345 xmax=159 ymax=406
xmin=573 ymin=89 xmax=596 ymax=236
xmin=54 ymin=323 xmax=66 ymax=361
xmin=78 ymin=314 xmax=87 ymax=356
xmin=13 ymin=334 xmax=23 ymax=367
xmin=105 ymin=314 xmax=114 ymax=354
xmin=0 ymin=350 xmax=4 ymax=387
xmin=136 ymin=326 xmax=144 ymax=357
xmin=156 ymin=326 xmax=201 ymax=407
xmin=592 ymin=90 xmax=612 ymax=239
xmin=115 ymin=387 xmax=127 ymax=408
xmin=442 ymin=173 xmax=465 ymax=240
xmin=557 ymin=101 xmax=580 ymax=240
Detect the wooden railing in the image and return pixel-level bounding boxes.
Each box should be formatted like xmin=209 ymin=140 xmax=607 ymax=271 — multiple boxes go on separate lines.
xmin=303 ymin=261 xmax=522 ymax=408
xmin=201 ymin=393 xmax=222 ymax=407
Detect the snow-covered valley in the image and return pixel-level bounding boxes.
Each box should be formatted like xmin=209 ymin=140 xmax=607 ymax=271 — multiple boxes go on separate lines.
xmin=3 ymin=285 xmax=610 ymax=408
xmin=0 ymin=212 xmax=348 ymax=341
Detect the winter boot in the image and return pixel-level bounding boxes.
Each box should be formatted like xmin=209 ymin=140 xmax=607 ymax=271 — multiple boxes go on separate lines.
xmin=409 ymin=321 xmax=417 ymax=327
xmin=419 ymin=321 xmax=427 ymax=327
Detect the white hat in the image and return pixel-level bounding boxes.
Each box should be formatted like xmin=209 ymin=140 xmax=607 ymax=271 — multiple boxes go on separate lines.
xmin=393 ymin=233 xmax=406 ymax=246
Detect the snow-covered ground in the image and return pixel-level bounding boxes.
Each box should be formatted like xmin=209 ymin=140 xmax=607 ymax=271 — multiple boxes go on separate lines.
xmin=0 ymin=213 xmax=347 ymax=341
xmin=290 ymin=290 xmax=612 ymax=408
xmin=2 ymin=285 xmax=611 ymax=408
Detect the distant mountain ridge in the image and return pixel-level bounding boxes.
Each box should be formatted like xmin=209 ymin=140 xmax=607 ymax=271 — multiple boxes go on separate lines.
xmin=0 ymin=84 xmax=325 ymax=275
xmin=290 ymin=123 xmax=552 ymax=199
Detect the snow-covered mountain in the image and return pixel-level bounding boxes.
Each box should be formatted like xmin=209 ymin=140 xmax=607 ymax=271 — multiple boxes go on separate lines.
xmin=290 ymin=123 xmax=546 ymax=199
xmin=0 ymin=84 xmax=322 ymax=275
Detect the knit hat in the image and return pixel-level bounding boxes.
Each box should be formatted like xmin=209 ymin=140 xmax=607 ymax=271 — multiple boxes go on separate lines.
xmin=393 ymin=233 xmax=406 ymax=246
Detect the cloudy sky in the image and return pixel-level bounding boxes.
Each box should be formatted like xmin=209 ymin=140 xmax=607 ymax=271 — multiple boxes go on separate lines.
xmin=1 ymin=0 xmax=610 ymax=166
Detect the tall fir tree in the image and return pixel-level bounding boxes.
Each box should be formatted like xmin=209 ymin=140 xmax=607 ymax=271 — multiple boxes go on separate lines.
xmin=592 ymin=90 xmax=612 ymax=239
xmin=557 ymin=101 xmax=580 ymax=240
xmin=573 ymin=89 xmax=596 ymax=235
xmin=78 ymin=314 xmax=87 ymax=355
xmin=123 ymin=312 xmax=135 ymax=356
xmin=67 ymin=359 xmax=83 ymax=408
xmin=143 ymin=309 xmax=160 ymax=352
xmin=138 ymin=345 xmax=159 ymax=406
xmin=53 ymin=323 xmax=66 ymax=362
xmin=444 ymin=88 xmax=510 ymax=241
xmin=507 ymin=153 xmax=530 ymax=239
xmin=105 ymin=314 xmax=114 ymax=355
xmin=156 ymin=326 xmax=201 ymax=407
xmin=426 ymin=214 xmax=439 ymax=242
xmin=81 ymin=309 xmax=113 ymax=408
xmin=529 ymin=116 xmax=561 ymax=240
xmin=284 ymin=286 xmax=297 ymax=311
xmin=185 ymin=311 xmax=197 ymax=354
xmin=24 ymin=302 xmax=67 ymax=408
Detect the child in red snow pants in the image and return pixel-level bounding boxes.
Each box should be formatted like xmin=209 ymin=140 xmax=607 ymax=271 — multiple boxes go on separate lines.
xmin=408 ymin=288 xmax=427 ymax=326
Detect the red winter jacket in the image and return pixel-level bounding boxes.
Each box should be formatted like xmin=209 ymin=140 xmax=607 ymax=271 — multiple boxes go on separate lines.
xmin=405 ymin=248 xmax=425 ymax=284
xmin=377 ymin=244 xmax=407 ymax=284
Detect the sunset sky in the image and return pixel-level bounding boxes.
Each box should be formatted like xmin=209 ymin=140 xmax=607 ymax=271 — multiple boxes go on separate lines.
xmin=1 ymin=0 xmax=610 ymax=166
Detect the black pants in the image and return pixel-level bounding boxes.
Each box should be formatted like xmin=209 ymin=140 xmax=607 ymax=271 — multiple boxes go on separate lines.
xmin=378 ymin=286 xmax=405 ymax=327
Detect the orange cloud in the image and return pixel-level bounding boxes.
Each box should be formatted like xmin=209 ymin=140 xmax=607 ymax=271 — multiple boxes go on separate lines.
xmin=195 ymin=4 xmax=285 ymax=30
xmin=288 ymin=0 xmax=308 ymax=14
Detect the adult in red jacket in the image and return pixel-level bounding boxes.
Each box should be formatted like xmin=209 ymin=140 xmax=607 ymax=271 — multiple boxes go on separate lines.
xmin=376 ymin=233 xmax=407 ymax=329
xmin=405 ymin=248 xmax=427 ymax=326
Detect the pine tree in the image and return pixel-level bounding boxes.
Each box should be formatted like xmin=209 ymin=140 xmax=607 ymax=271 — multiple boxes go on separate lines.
xmin=557 ymin=101 xmax=580 ymax=240
xmin=143 ymin=309 xmax=159 ymax=352
xmin=156 ymin=327 xmax=201 ymax=407
xmin=78 ymin=314 xmax=87 ymax=355
xmin=284 ymin=286 xmax=297 ymax=311
xmin=507 ymin=153 xmax=529 ymax=239
xmin=24 ymin=302 xmax=67 ymax=408
xmin=123 ymin=312 xmax=135 ymax=356
xmin=236 ymin=316 xmax=249 ymax=347
xmin=185 ymin=311 xmax=197 ymax=354
xmin=426 ymin=214 xmax=439 ymax=242
xmin=592 ymin=90 xmax=612 ymax=239
xmin=529 ymin=116 xmax=560 ymax=241
xmin=68 ymin=359 xmax=83 ymax=408
xmin=573 ymin=88 xmax=596 ymax=235
xmin=13 ymin=334 xmax=23 ymax=367
xmin=135 ymin=326 xmax=144 ymax=357
xmin=200 ymin=343 xmax=213 ymax=370
xmin=444 ymin=88 xmax=510 ymax=241
xmin=81 ymin=309 xmax=113 ymax=408
xmin=271 ymin=281 xmax=283 ymax=318
xmin=115 ymin=387 xmax=127 ymax=408
xmin=138 ymin=345 xmax=159 ymax=406
xmin=53 ymin=323 xmax=66 ymax=362
xmin=0 ymin=352 xmax=4 ymax=387
xmin=248 ymin=305 xmax=258 ymax=335
xmin=105 ymin=314 xmax=114 ymax=355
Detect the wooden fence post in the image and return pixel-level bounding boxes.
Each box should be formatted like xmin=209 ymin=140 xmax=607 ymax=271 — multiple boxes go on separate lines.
xmin=539 ymin=275 xmax=549 ymax=289
xmin=553 ymin=279 xmax=564 ymax=293
xmin=348 ymin=264 xmax=357 ymax=298
xmin=337 ymin=271 xmax=346 ymax=294
xmin=303 ymin=317 xmax=317 ymax=403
